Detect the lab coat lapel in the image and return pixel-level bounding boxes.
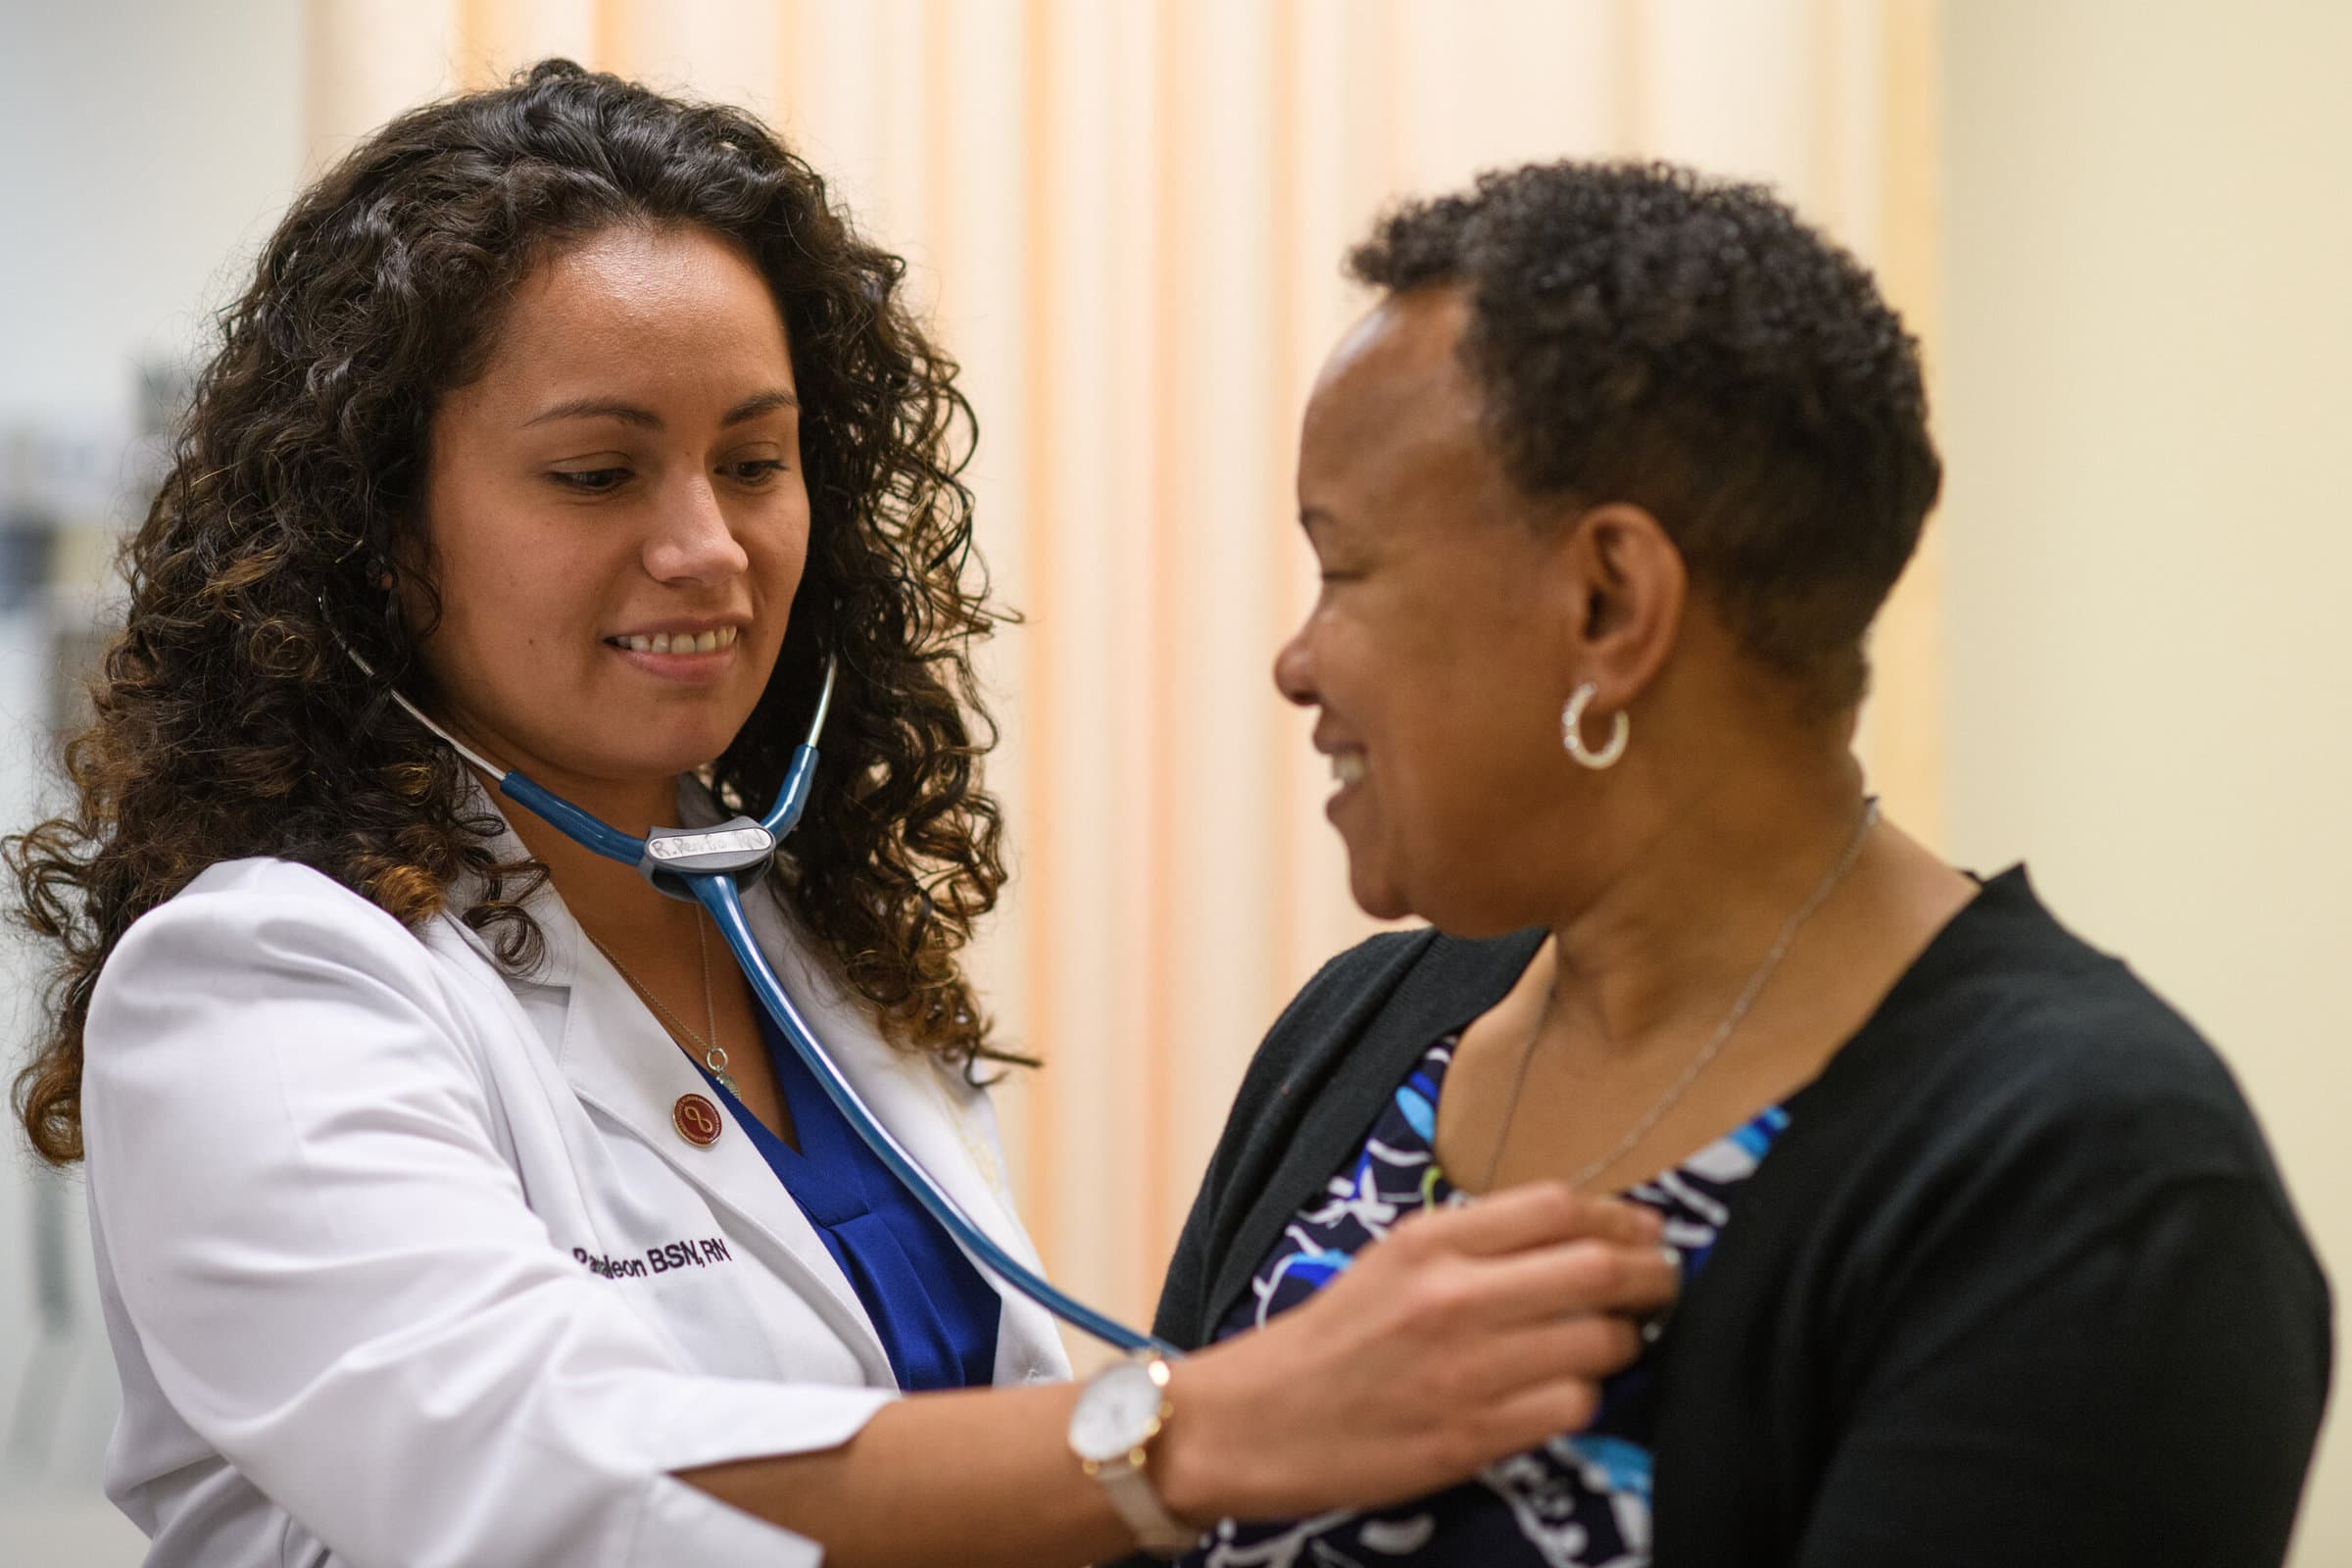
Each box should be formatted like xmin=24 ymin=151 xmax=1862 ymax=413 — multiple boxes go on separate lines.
xmin=445 ymin=780 xmax=895 ymax=1385
xmin=737 ymin=885 xmax=1067 ymax=1378
xmin=541 ymin=896 xmax=896 ymax=1384
xmin=447 ymin=776 xmax=1065 ymax=1384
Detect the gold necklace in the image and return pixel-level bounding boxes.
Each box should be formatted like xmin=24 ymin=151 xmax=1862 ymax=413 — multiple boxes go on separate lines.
xmin=583 ymin=917 xmax=738 ymax=1097
xmin=1479 ymin=796 xmax=1880 ymax=1194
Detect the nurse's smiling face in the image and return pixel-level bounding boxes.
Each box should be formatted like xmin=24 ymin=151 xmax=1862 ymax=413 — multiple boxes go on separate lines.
xmin=410 ymin=223 xmax=808 ymax=797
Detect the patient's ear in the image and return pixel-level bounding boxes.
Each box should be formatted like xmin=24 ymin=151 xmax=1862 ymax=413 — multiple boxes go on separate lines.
xmin=1550 ymin=501 xmax=1687 ymax=707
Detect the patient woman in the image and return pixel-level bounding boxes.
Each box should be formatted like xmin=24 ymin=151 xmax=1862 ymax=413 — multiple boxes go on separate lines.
xmin=1129 ymin=163 xmax=2331 ymax=1567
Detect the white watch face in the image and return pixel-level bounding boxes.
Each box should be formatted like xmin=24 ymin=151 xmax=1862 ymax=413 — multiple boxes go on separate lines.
xmin=1070 ymin=1361 xmax=1164 ymax=1462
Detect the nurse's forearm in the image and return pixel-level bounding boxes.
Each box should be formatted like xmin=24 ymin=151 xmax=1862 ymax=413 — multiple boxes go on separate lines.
xmin=679 ymin=1183 xmax=1680 ymax=1563
xmin=677 ymin=1380 xmax=1142 ymax=1567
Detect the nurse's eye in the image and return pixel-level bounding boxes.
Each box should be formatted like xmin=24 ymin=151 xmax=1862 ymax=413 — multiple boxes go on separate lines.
xmin=722 ymin=459 xmax=791 ymax=486
xmin=549 ymin=466 xmax=630 ymax=494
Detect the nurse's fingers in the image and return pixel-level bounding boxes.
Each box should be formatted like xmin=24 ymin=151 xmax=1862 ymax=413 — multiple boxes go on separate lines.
xmin=1446 ymin=1337 xmax=1642 ymax=1458
xmin=1466 ymin=1236 xmax=1681 ymax=1329
xmin=1384 ymin=1179 xmax=1662 ymax=1262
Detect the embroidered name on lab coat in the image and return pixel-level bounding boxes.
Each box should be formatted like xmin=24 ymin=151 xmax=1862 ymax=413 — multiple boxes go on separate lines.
xmin=571 ymin=1237 xmax=734 ymax=1279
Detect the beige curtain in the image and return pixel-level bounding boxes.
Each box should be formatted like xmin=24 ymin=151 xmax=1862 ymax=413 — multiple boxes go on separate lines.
xmin=308 ymin=0 xmax=1942 ymax=1346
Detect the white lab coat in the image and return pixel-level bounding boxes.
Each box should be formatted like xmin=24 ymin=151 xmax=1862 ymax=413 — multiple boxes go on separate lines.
xmin=78 ymin=782 xmax=1072 ymax=1568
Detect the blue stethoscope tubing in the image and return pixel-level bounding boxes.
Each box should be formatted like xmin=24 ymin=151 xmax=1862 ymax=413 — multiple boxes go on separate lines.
xmin=387 ymin=653 xmax=1173 ymax=1358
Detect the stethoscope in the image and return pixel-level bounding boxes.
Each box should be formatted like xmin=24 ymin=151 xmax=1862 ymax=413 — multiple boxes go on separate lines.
xmin=361 ymin=648 xmax=1173 ymax=1357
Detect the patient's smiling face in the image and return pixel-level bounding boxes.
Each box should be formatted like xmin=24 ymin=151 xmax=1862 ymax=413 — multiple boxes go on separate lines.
xmin=409 ymin=223 xmax=810 ymax=799
xmin=1275 ymin=289 xmax=1589 ymax=935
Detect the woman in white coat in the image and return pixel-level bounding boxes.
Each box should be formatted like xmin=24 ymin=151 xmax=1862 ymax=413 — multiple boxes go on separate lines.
xmin=8 ymin=61 xmax=1676 ymax=1568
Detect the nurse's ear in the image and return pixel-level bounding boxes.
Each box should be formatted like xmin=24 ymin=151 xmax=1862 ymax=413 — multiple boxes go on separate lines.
xmin=379 ymin=530 xmax=448 ymax=649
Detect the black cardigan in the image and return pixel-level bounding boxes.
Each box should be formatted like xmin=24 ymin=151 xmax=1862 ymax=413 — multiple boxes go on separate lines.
xmin=1121 ymin=870 xmax=2330 ymax=1566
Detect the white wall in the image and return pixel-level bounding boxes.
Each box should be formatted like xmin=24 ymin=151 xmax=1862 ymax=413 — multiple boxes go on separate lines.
xmin=0 ymin=0 xmax=304 ymax=423
xmin=1939 ymin=3 xmax=2352 ymax=1560
xmin=0 ymin=1 xmax=302 ymax=1559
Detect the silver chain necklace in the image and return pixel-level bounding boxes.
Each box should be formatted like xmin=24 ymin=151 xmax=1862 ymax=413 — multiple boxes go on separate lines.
xmin=1480 ymin=795 xmax=1880 ymax=1194
xmin=584 ymin=916 xmax=738 ymax=1097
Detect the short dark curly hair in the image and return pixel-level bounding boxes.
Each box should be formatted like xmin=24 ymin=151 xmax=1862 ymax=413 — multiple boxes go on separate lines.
xmin=9 ymin=59 xmax=1017 ymax=1164
xmin=1349 ymin=160 xmax=1940 ymax=710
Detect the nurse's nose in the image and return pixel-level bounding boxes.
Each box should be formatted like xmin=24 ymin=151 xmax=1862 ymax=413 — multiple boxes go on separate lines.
xmin=644 ymin=474 xmax=751 ymax=586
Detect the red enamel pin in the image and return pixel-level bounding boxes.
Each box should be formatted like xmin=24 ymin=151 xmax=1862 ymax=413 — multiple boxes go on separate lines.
xmin=672 ymin=1094 xmax=723 ymax=1148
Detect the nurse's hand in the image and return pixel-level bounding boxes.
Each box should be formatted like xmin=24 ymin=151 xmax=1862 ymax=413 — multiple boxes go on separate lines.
xmin=1154 ymin=1180 xmax=1677 ymax=1524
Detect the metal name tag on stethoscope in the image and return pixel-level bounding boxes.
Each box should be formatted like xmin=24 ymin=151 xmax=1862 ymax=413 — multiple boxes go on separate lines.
xmin=346 ymin=636 xmax=1170 ymax=1356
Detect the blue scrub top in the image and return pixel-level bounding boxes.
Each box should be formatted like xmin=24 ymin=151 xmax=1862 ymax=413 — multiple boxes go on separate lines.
xmin=702 ymin=1011 xmax=1001 ymax=1392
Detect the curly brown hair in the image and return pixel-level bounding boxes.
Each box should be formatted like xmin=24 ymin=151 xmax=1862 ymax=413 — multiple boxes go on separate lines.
xmin=9 ymin=59 xmax=1019 ymax=1164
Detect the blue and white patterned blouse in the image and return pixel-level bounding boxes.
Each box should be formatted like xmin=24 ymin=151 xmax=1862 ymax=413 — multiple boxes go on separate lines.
xmin=1182 ymin=1034 xmax=1789 ymax=1568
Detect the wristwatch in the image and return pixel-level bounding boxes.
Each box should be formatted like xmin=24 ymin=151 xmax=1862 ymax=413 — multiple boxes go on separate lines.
xmin=1067 ymin=1351 xmax=1200 ymax=1556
